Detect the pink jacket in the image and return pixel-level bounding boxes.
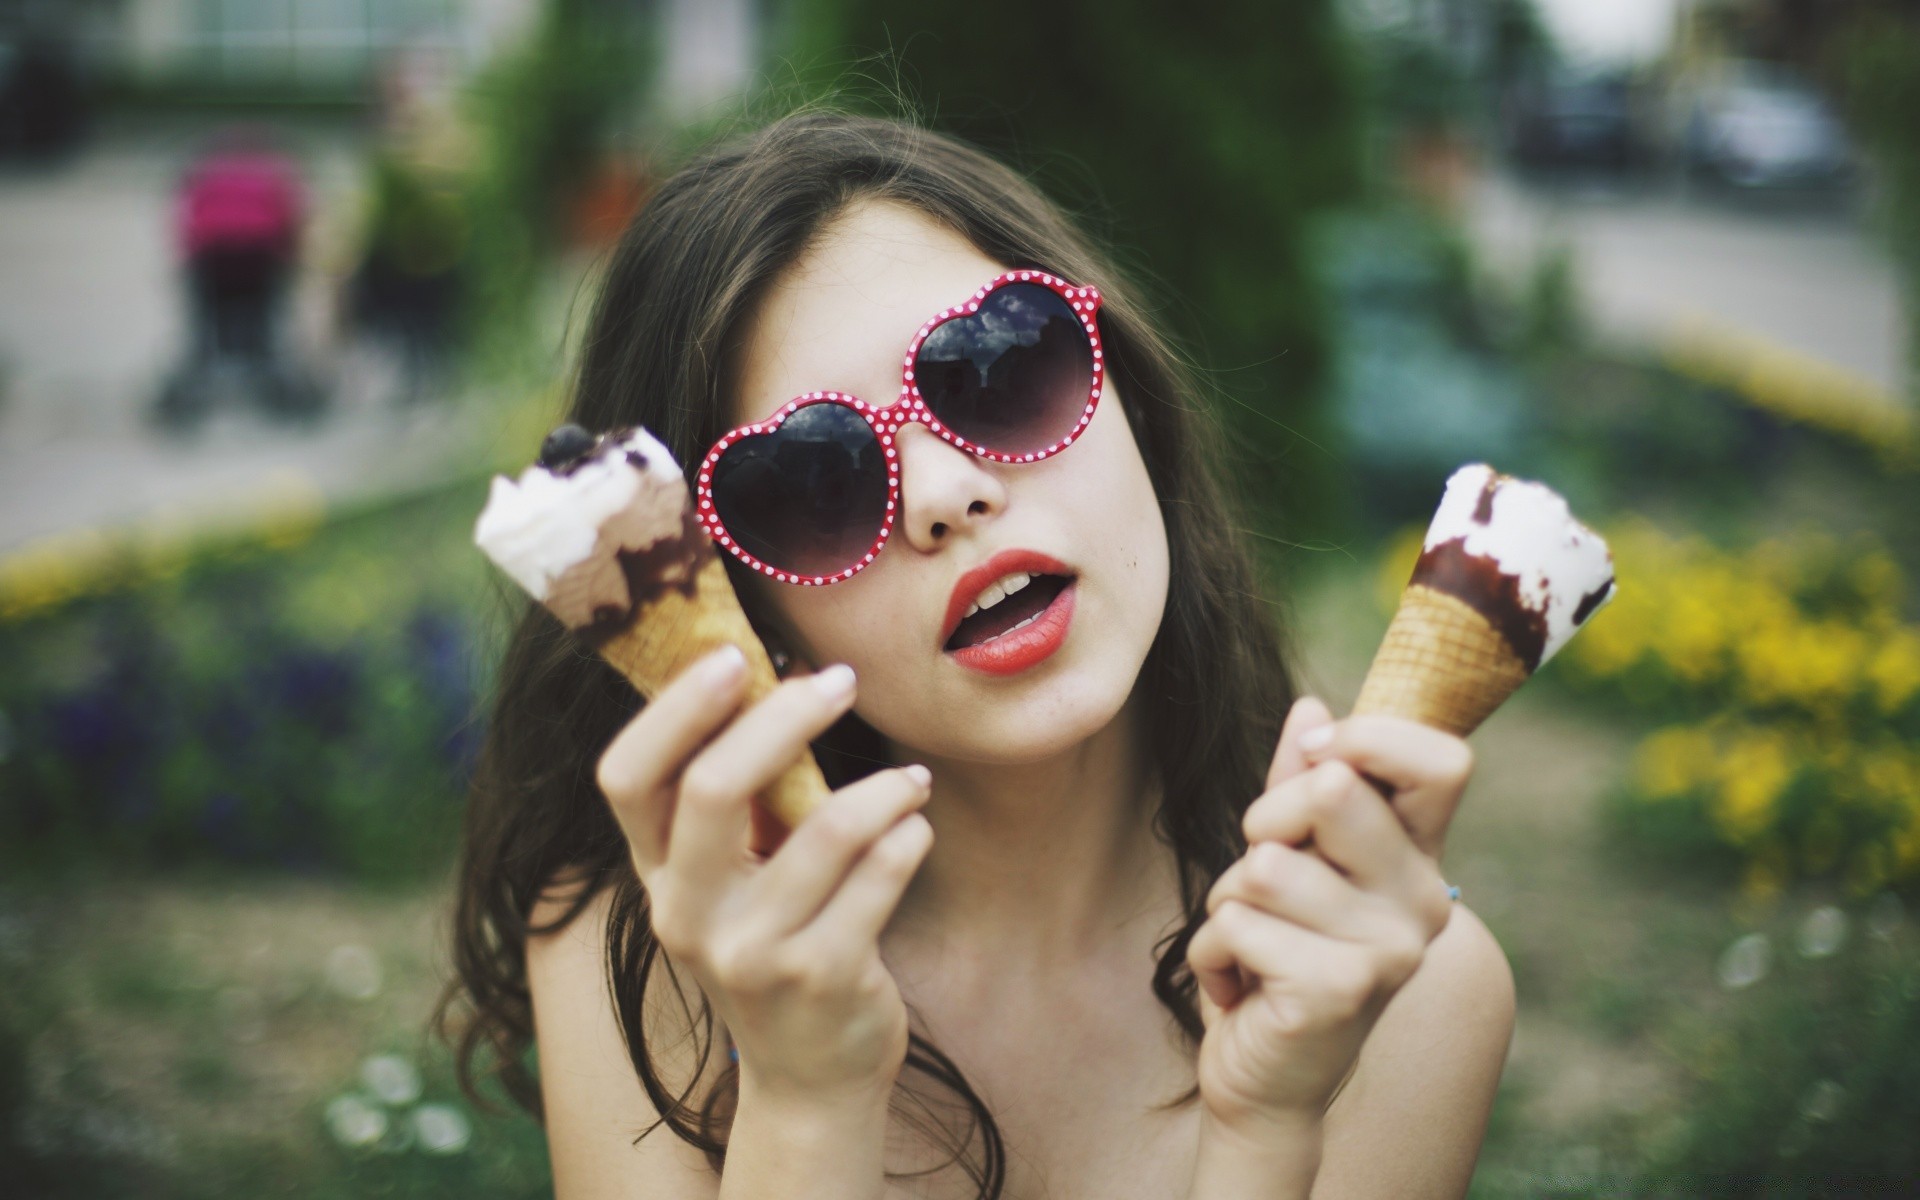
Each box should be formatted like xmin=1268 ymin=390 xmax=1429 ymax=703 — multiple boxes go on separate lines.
xmin=177 ymin=151 xmax=306 ymax=258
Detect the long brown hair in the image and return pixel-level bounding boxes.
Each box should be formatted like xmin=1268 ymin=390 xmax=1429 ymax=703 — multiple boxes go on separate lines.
xmin=434 ymin=102 xmax=1301 ymax=1197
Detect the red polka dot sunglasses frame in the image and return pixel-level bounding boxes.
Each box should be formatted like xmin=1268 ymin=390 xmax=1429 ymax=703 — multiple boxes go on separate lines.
xmin=695 ymin=269 xmax=1106 ymax=586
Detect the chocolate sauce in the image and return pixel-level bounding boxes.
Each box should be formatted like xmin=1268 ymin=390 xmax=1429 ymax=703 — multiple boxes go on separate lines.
xmin=1411 ymin=536 xmax=1549 ymax=671
xmin=1471 ymin=474 xmax=1499 ymax=525
xmin=581 ymin=509 xmax=711 ymax=646
xmin=1572 ymin=578 xmax=1615 ymax=625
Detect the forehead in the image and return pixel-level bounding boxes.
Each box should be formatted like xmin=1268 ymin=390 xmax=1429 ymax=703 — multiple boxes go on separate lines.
xmin=730 ymin=200 xmax=1007 ymax=426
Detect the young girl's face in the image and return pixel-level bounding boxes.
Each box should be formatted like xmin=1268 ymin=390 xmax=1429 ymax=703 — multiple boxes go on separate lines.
xmin=729 ymin=199 xmax=1170 ymax=765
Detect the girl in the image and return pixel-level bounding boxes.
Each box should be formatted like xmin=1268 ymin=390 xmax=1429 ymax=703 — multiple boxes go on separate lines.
xmin=438 ymin=107 xmax=1514 ymax=1199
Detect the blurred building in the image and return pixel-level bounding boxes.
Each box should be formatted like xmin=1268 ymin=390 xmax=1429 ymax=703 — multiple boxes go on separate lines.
xmin=3 ymin=0 xmax=765 ymax=114
xmin=2 ymin=0 xmax=540 ymax=99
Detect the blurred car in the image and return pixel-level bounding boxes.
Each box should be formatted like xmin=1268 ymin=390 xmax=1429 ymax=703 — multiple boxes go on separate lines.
xmin=1683 ymin=66 xmax=1854 ymax=190
xmin=1504 ymin=69 xmax=1640 ymax=172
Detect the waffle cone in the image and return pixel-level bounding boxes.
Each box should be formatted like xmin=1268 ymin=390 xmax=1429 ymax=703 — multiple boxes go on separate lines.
xmin=1350 ymin=584 xmax=1531 ymax=738
xmin=596 ymin=552 xmax=830 ymax=830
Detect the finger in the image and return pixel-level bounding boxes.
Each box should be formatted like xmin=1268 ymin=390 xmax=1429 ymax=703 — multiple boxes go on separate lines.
xmin=1266 ymin=695 xmax=1335 ymax=791
xmin=744 ymin=766 xmax=933 ymax=937
xmin=1300 ymin=714 xmax=1474 ymax=858
xmin=1189 ymin=898 xmax=1370 ymax=1013
xmin=1188 ymin=899 xmax=1257 ymax=1010
xmin=1205 ymin=900 xmax=1404 ymax=1020
xmin=596 ymin=645 xmax=751 ymax=876
xmin=790 ymin=808 xmax=935 ymax=963
xmin=1207 ymin=841 xmax=1398 ymax=946
xmin=1244 ymin=761 xmax=1428 ymax=894
xmin=669 ymin=665 xmax=860 ymax=903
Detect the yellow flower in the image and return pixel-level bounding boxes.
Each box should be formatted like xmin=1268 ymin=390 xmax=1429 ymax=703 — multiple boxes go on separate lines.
xmin=1891 ymin=812 xmax=1920 ymax=873
xmin=0 ymin=527 xmax=121 ymax=621
xmin=1846 ymin=551 xmax=1906 ymax=615
xmin=1709 ymin=728 xmax=1794 ymax=845
xmin=1567 ymin=600 xmax=1644 ymax=676
xmin=1634 ymin=725 xmax=1714 ymax=798
xmin=1866 ymin=629 xmax=1920 ymax=714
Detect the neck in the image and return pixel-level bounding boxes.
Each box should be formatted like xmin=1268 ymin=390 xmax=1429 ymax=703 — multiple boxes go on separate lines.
xmin=883 ymin=689 xmax=1180 ymax=980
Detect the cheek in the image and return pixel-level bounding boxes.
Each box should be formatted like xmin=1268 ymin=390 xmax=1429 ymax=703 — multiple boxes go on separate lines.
xmin=1116 ymin=455 xmax=1171 ymax=635
xmin=755 ymin=575 xmax=910 ymax=677
xmin=1073 ymin=406 xmax=1169 ymax=612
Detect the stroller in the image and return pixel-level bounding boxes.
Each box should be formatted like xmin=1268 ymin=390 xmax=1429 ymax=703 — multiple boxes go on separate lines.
xmin=155 ymin=129 xmax=325 ymax=428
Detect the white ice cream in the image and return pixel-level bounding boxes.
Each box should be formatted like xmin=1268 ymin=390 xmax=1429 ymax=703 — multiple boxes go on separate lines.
xmin=1422 ymin=462 xmax=1616 ymax=667
xmin=473 ymin=427 xmax=691 ymax=628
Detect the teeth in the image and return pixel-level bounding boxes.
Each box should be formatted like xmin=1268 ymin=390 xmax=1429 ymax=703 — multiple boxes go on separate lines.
xmin=979 ymin=615 xmax=1041 ymax=643
xmin=963 ymin=572 xmax=1035 ymax=620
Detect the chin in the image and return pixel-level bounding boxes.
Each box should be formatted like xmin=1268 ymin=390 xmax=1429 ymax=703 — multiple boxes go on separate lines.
xmin=917 ymin=644 xmax=1147 ymax=765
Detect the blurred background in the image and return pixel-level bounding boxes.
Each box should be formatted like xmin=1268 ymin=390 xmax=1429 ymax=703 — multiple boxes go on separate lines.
xmin=2 ymin=0 xmax=1917 ymax=1194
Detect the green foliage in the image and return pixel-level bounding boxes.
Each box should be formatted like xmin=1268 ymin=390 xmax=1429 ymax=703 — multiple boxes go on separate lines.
xmin=1645 ymin=902 xmax=1920 ymax=1192
xmin=363 ymin=153 xmax=473 ymax=280
xmin=771 ymin=0 xmax=1364 ymax=536
xmin=0 ymin=485 xmax=502 ymax=886
xmin=0 ymin=920 xmax=554 ymax=1197
xmin=460 ymin=0 xmax=654 ymax=357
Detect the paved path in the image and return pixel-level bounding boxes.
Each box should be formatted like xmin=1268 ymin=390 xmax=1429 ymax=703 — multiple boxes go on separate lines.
xmin=1467 ymin=171 xmax=1910 ymax=403
xmin=0 ymin=116 xmax=492 ymax=560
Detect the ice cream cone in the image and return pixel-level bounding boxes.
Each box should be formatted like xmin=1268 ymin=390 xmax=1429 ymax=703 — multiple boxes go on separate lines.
xmin=1351 ymin=464 xmax=1616 ymax=738
xmin=1351 ymin=584 xmax=1532 ymax=737
xmin=596 ymin=549 xmax=828 ymax=829
xmin=475 ymin=424 xmax=830 ymax=832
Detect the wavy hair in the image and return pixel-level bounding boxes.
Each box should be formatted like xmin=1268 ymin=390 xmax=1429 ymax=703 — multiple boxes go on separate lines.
xmin=434 ymin=103 xmax=1301 ymax=1198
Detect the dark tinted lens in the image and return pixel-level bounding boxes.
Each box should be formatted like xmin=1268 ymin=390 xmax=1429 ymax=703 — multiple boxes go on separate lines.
xmin=709 ymin=402 xmax=889 ymax=577
xmin=914 ymin=282 xmax=1093 ymax=454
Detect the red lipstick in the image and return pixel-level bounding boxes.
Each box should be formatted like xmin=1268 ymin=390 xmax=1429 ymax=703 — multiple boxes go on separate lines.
xmin=940 ymin=549 xmax=1078 ymax=677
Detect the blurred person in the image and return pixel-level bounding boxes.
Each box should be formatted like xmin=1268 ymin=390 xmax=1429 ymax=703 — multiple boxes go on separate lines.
xmin=345 ymin=153 xmax=469 ymax=404
xmin=156 ymin=126 xmax=322 ymax=426
xmin=438 ymin=110 xmax=1514 ymax=1200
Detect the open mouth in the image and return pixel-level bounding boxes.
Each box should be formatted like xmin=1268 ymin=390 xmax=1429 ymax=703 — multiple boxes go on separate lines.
xmin=943 ymin=573 xmax=1075 ymax=652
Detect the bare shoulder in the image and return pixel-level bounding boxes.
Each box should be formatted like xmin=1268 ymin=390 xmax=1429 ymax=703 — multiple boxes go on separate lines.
xmin=1313 ymin=905 xmax=1515 ymax=1200
xmin=526 ymin=871 xmax=728 ymax=1199
xmin=1400 ymin=902 xmax=1517 ymax=1033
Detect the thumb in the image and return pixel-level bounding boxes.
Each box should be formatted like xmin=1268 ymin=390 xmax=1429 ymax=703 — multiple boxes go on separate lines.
xmin=1267 ymin=695 xmax=1335 ymax=791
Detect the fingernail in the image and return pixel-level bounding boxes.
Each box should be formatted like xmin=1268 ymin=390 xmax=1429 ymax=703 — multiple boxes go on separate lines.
xmin=1298 ymin=724 xmax=1333 ymax=752
xmin=903 ymin=764 xmax=932 ymax=789
xmin=813 ymin=663 xmax=856 ymax=702
xmin=704 ymin=644 xmax=746 ymax=681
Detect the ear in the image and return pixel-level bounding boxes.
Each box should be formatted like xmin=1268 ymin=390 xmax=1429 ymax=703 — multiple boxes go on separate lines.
xmin=768 ymin=643 xmax=820 ymax=680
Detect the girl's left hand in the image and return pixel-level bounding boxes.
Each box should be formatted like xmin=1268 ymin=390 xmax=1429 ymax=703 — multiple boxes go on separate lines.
xmin=1186 ymin=696 xmax=1471 ymax=1135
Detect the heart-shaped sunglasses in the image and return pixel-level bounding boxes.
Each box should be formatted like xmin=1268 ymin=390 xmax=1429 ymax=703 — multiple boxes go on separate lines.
xmin=696 ymin=269 xmax=1105 ymax=585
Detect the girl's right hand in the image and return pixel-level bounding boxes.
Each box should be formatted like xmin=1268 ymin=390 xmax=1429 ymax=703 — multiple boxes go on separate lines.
xmin=594 ymin=645 xmax=934 ymax=1106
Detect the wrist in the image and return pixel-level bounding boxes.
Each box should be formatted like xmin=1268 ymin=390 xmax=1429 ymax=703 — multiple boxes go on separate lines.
xmin=726 ymin=1073 xmax=895 ymax=1200
xmin=1188 ymin=1106 xmax=1323 ymax=1200
xmin=736 ymin=1067 xmax=895 ymax=1134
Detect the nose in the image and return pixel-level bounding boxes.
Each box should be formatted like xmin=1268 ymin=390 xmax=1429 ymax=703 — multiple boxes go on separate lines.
xmin=894 ymin=422 xmax=1007 ymax=553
